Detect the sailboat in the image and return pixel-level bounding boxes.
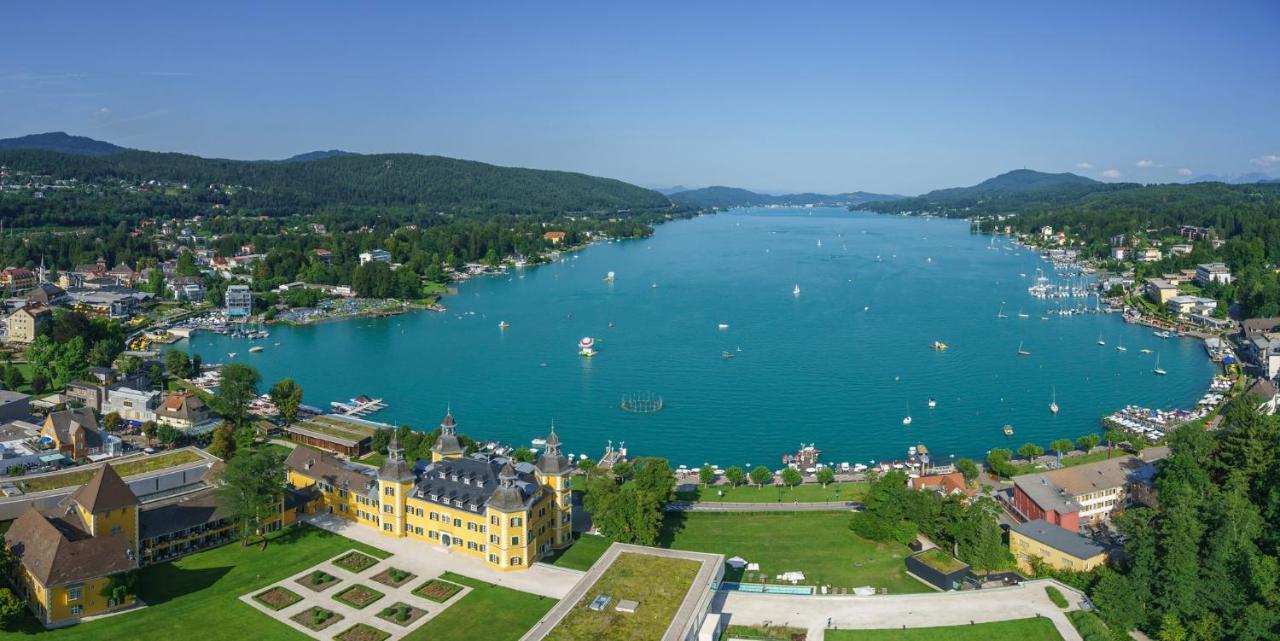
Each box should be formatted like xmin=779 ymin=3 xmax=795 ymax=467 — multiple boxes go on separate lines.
xmin=1116 ymin=339 xmax=1127 ymax=352
xmin=1153 ymin=352 xmax=1167 ymax=375
xmin=1017 ymin=341 xmax=1031 ymax=356
xmin=1017 ymin=307 xmax=1029 ymax=319
xmin=997 ymin=303 xmax=1009 ymax=319
xmin=817 ymin=239 xmax=822 ymax=248
xmin=1097 ymin=333 xmax=1105 ymax=346
xmin=793 ymin=284 xmax=801 ymax=296
xmin=902 ymin=402 xmax=912 ymax=426
xmin=927 ymin=398 xmax=937 ymax=409
xmin=1050 ymin=386 xmax=1059 ymax=415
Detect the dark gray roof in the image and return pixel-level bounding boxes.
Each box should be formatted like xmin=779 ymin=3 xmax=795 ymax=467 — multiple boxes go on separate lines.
xmin=414 ymin=454 xmax=540 ymax=514
xmin=1011 ymin=519 xmax=1106 ymax=560
xmin=378 ymin=437 xmax=416 ymax=483
xmin=431 ymin=411 xmax=464 ymax=455
xmin=536 ymin=428 xmax=570 ymax=475
xmin=138 ymin=487 xmax=229 ymax=539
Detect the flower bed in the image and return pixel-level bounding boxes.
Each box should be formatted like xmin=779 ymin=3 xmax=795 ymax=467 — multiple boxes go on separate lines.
xmin=333 ymin=551 xmax=380 ymax=574
xmin=296 ymin=569 xmax=341 ymax=592
xmin=253 ymin=586 xmax=302 ymax=611
xmin=334 ymin=584 xmax=386 ymax=609
xmin=413 ymin=578 xmax=463 ymax=603
xmin=372 ymin=567 xmax=416 ymax=588
xmin=291 ymin=606 xmax=344 ymax=631
xmin=335 ymin=623 xmax=392 ymax=641
xmin=376 ymin=602 xmax=427 ymax=627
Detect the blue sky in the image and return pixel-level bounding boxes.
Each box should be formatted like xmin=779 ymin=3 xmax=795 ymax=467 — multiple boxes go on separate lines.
xmin=2 ymin=1 xmax=1277 ymax=194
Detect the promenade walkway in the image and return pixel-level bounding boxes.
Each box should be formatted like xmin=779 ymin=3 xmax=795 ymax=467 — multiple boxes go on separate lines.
xmin=715 ymin=578 xmax=1085 ymax=641
xmin=302 ymin=514 xmax=582 ymax=599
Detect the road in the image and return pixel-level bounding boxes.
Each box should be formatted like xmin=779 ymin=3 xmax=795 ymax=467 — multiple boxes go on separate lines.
xmin=715 ymin=578 xmax=1085 ymax=641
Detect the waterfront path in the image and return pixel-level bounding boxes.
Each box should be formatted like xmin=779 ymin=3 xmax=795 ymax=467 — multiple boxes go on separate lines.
xmin=301 ymin=514 xmax=582 ymax=599
xmin=664 ymin=500 xmax=861 ymax=512
xmin=715 ymin=578 xmax=1085 ymax=641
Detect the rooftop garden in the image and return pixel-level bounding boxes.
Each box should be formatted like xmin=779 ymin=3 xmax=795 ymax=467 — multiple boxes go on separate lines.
xmin=914 ymin=549 xmax=967 ymax=574
xmin=545 ymin=552 xmax=701 ymax=641
xmin=18 ymin=449 xmax=205 ymax=493
xmin=824 ymin=617 xmax=1065 ymax=641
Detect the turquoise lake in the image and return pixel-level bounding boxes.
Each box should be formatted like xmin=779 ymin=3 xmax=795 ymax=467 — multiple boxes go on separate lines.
xmin=186 ymin=208 xmax=1217 ymax=467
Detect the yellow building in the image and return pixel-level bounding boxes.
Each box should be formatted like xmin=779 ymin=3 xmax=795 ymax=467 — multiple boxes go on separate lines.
xmin=39 ymin=408 xmax=106 ymax=461
xmin=4 ymin=464 xmax=141 ymax=627
xmin=1009 ymin=519 xmax=1108 ymax=573
xmin=286 ymin=411 xmax=573 ymax=571
xmin=5 ymin=303 xmax=51 ymax=344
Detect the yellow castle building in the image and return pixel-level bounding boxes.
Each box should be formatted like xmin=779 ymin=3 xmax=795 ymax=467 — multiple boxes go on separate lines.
xmin=286 ymin=411 xmax=573 ymax=571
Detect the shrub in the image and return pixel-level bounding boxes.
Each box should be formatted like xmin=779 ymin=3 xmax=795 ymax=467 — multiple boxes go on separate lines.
xmin=1046 ymin=585 xmax=1069 ymax=608
xmin=396 ymin=607 xmax=408 ymax=623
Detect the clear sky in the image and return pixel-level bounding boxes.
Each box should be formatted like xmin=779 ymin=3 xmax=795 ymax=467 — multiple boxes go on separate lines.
xmin=2 ymin=1 xmax=1277 ymax=194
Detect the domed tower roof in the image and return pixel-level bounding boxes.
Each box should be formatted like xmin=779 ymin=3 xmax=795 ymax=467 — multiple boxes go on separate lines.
xmin=487 ymin=460 xmax=527 ymax=512
xmin=536 ymin=425 xmax=570 ymax=476
xmin=378 ymin=434 xmax=416 ymax=483
xmin=431 ymin=407 xmax=463 ymax=456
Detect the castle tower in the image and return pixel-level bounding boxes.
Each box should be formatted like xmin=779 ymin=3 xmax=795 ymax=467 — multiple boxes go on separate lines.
xmin=69 ymin=464 xmax=140 ymax=554
xmin=430 ymin=408 xmax=464 ymax=462
xmin=535 ymin=425 xmax=573 ymax=549
xmin=377 ymin=435 xmax=415 ymax=537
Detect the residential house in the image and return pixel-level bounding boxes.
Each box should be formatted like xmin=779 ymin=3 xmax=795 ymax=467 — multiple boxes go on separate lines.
xmin=286 ymin=412 xmax=573 ymax=571
xmin=311 ymin=248 xmax=333 ymax=266
xmin=1195 ymin=262 xmax=1233 ymax=286
xmin=65 ymin=380 xmax=107 ymax=413
xmin=155 ymin=391 xmax=214 ymax=432
xmin=1168 ymin=244 xmax=1193 ymax=257
xmin=542 ymin=231 xmax=566 ymax=245
xmin=1179 ymin=225 xmax=1211 ymax=241
xmin=0 ymin=390 xmax=31 ymax=422
xmin=39 ymin=408 xmax=106 ymax=461
xmin=906 ymin=472 xmax=977 ymax=501
xmin=1144 ymin=279 xmax=1178 ymax=305
xmin=1110 ymin=247 xmax=1131 ymax=261
xmin=358 ymin=249 xmax=391 ymax=265
xmin=5 ymin=303 xmax=51 ymax=343
xmin=102 ymin=386 xmax=161 ymax=425
xmin=1008 ymin=519 xmax=1107 ymax=573
xmin=1136 ymin=248 xmax=1163 ymax=263
xmin=105 ymin=263 xmax=138 ymax=287
xmin=1166 ymin=295 xmax=1217 ymax=317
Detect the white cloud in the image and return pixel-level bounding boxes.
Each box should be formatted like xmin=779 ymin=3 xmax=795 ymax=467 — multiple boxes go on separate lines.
xmin=1101 ymin=169 xmax=1122 ymax=178
xmin=1177 ymin=168 xmax=1193 ymax=176
xmin=1136 ymin=159 xmax=1156 ymax=168
xmin=1251 ymin=154 xmax=1280 ymax=168
xmin=95 ymin=107 xmax=111 ymax=117
xmin=1075 ymin=162 xmax=1094 ymax=170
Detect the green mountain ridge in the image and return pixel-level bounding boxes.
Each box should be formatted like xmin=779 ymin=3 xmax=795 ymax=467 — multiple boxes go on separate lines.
xmin=859 ymin=169 xmax=1129 ymax=216
xmin=669 ymin=185 xmax=903 ymax=209
xmin=0 ymin=131 xmax=130 ymax=156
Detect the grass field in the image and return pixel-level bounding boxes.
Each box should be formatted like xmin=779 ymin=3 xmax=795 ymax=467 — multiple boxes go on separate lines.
xmin=544 ymin=534 xmax=612 ymax=571
xmin=401 ymin=573 xmax=553 ymax=641
xmin=658 ymin=512 xmax=928 ymax=593
xmin=544 ymin=553 xmax=700 ymax=641
xmin=676 ymin=481 xmax=868 ymax=503
xmin=0 ymin=525 xmax=389 ymax=641
xmin=825 ymin=617 xmax=1064 ymax=641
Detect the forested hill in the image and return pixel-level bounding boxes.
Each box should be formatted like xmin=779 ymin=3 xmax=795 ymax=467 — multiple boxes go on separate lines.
xmin=669 ymin=185 xmax=903 ymax=209
xmin=859 ymin=169 xmax=1128 ymax=217
xmin=0 ymin=131 xmax=129 ymax=156
xmin=0 ymin=147 xmax=674 ymax=217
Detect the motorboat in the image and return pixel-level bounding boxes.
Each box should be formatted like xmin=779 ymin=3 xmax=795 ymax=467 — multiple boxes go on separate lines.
xmin=249 ymin=346 xmax=264 ymax=353
xmin=498 ymin=321 xmax=510 ymax=329
xmin=902 ymin=402 xmax=912 ymax=426
xmin=722 ymin=351 xmax=735 ymax=359
xmin=578 ymin=337 xmax=597 ymax=357
xmin=1003 ymin=424 xmax=1014 ymax=436
xmin=718 ymin=323 xmax=729 ymax=330
xmin=603 ymin=271 xmax=615 ymax=282
xmin=927 ymin=398 xmax=937 ymax=409
xmin=1050 ymin=386 xmax=1059 ymax=415
xmin=793 ymin=284 xmax=801 ymax=296
xmin=931 ymin=341 xmax=948 ymax=351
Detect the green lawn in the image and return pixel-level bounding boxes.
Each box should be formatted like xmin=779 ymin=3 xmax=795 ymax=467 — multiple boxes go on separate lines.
xmin=676 ymin=481 xmax=867 ymax=504
xmin=825 ymin=617 xmax=1064 ymax=641
xmin=544 ymin=533 xmax=612 ymax=571
xmin=402 ymin=573 xmax=553 ymax=641
xmin=658 ymin=512 xmax=928 ymax=593
xmin=355 ymin=452 xmax=386 ymax=467
xmin=0 ymin=525 xmax=389 ymax=641
xmin=545 ymin=552 xmax=700 ymax=641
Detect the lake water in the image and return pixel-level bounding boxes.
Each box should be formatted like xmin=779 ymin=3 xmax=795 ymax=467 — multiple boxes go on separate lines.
xmin=186 ymin=208 xmax=1216 ymax=468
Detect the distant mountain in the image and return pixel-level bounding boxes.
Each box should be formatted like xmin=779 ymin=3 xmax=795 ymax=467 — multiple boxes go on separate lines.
xmin=860 ymin=169 xmax=1118 ymax=217
xmin=1185 ymin=172 xmax=1278 ymax=185
xmin=653 ymin=185 xmax=692 ymax=195
xmin=0 ymin=131 xmax=128 ymax=156
xmin=284 ymin=149 xmax=360 ymax=162
xmin=668 ymin=185 xmax=903 ymax=209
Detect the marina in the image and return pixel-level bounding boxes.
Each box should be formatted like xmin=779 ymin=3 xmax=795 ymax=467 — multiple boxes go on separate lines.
xmin=184 ymin=208 xmax=1217 ymax=464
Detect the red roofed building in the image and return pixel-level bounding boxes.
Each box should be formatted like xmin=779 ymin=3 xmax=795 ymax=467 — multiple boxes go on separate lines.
xmin=543 ymin=231 xmax=566 ymax=245
xmin=908 ymin=472 xmax=977 ymax=501
xmin=1 ymin=268 xmax=36 ymax=289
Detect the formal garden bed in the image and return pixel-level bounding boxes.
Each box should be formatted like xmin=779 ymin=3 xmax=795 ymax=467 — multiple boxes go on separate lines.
xmin=333 ymin=550 xmax=381 ymax=574
xmin=413 ymin=578 xmax=463 ymax=603
xmin=375 ymin=602 xmax=427 ymax=627
xmin=726 ymin=624 xmax=808 ymax=641
xmin=253 ymin=586 xmax=303 ymax=611
xmin=372 ymin=566 xmax=416 ymax=589
xmin=291 ymin=606 xmax=344 ymax=631
xmin=335 ymin=622 xmax=392 ymax=641
xmin=334 ymin=583 xmax=386 ymax=609
xmin=296 ymin=569 xmax=341 ymax=592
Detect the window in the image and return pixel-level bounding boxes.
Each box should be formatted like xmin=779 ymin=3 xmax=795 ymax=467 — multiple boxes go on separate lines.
xmin=67 ymin=586 xmax=83 ymax=601
xmin=430 ymin=512 xmax=438 ymax=521
xmin=383 ymin=523 xmax=393 ymax=532
xmin=70 ymin=605 xmax=82 ymax=617
xmin=429 ymin=531 xmax=439 ymax=539
xmin=110 ymin=525 xmax=122 ymax=536
xmin=383 ymin=504 xmax=393 ymax=514
xmin=385 ymin=486 xmax=395 ymax=496
xmin=339 ymin=505 xmax=347 ymax=513
xmin=467 ymin=522 xmax=477 ymax=531
xmin=415 ymin=527 xmax=423 ymax=535
xmin=511 ymin=517 xmax=523 ymax=527
xmin=339 ymin=489 xmax=348 ymax=499
xmin=467 ymin=541 xmax=478 ymax=550
xmin=453 ymin=518 xmax=462 ymax=527
xmin=490 ymin=515 xmax=499 ymax=525
xmin=511 ymin=557 xmax=522 ymax=566
xmin=488 ymin=554 xmax=499 ymax=563
xmin=511 ymin=536 xmax=520 ymax=546
xmin=489 ymin=534 xmax=499 ymax=544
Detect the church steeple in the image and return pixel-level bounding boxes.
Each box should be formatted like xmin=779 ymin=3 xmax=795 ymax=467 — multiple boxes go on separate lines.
xmin=430 ymin=406 xmax=463 ymax=460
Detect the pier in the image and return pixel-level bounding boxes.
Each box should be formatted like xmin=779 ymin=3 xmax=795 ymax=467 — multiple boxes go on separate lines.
xmin=329 ymin=397 xmax=387 ymax=417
